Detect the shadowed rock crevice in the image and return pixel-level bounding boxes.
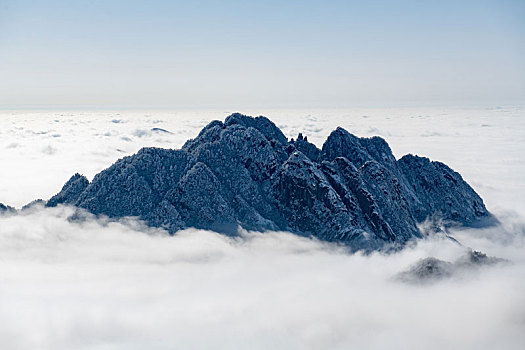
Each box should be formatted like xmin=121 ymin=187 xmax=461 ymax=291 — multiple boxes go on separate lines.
xmin=45 ymin=113 xmax=494 ymax=250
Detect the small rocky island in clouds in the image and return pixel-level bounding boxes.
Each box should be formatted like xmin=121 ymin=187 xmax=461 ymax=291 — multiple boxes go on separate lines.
xmin=37 ymin=113 xmax=493 ymax=251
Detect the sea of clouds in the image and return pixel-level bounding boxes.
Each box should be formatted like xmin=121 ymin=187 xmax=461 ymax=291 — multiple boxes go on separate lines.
xmin=0 ymin=107 xmax=524 ymax=349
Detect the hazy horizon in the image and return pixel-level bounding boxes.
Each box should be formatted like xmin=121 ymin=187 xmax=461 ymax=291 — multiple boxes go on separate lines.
xmin=1 ymin=0 xmax=524 ymax=108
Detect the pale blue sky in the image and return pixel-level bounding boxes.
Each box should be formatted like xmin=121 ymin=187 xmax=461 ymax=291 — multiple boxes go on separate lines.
xmin=0 ymin=0 xmax=524 ymax=108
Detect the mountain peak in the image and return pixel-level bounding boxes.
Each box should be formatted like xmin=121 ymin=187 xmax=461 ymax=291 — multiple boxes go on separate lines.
xmin=45 ymin=114 xmax=493 ymax=251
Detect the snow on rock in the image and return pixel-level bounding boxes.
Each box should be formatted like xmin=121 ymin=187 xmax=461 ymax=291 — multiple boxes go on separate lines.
xmin=45 ymin=113 xmax=494 ymax=250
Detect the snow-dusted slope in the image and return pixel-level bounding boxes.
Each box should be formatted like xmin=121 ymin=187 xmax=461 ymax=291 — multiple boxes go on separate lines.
xmin=46 ymin=113 xmax=491 ymax=250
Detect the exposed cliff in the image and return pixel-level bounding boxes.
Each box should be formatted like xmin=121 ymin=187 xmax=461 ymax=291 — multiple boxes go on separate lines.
xmin=47 ymin=113 xmax=492 ymax=250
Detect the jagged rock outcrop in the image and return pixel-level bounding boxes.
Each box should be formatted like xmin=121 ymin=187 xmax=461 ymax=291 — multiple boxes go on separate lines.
xmin=396 ymin=250 xmax=506 ymax=284
xmin=398 ymin=154 xmax=490 ymax=225
xmin=0 ymin=202 xmax=16 ymax=214
xmin=21 ymin=199 xmax=46 ymax=211
xmin=46 ymin=113 xmax=493 ymax=250
xmin=47 ymin=173 xmax=89 ymax=207
xmin=291 ymin=133 xmax=321 ymax=162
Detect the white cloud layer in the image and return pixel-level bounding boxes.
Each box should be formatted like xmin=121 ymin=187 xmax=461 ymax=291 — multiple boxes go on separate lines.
xmin=0 ymin=108 xmax=524 ymax=349
xmin=0 ymin=208 xmax=525 ymax=349
xmin=0 ymin=206 xmax=524 ymax=350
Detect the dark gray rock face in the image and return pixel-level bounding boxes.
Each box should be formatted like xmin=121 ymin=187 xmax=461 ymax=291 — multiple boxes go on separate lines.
xmin=21 ymin=199 xmax=46 ymax=211
xmin=273 ymin=151 xmax=359 ymax=241
xmin=46 ymin=113 xmax=493 ymax=250
xmin=173 ymin=162 xmax=236 ymax=233
xmin=398 ymin=154 xmax=491 ymax=225
xmin=0 ymin=202 xmax=16 ymax=214
xmin=397 ymin=250 xmax=506 ymax=284
xmin=47 ymin=173 xmax=89 ymax=207
xmin=291 ymin=133 xmax=321 ymax=162
xmin=223 ymin=113 xmax=288 ymax=145
xmin=358 ymin=161 xmax=421 ymax=242
xmin=62 ymin=148 xmax=195 ymax=232
xmin=397 ymin=257 xmax=455 ymax=283
xmin=323 ymin=127 xmax=425 ymax=219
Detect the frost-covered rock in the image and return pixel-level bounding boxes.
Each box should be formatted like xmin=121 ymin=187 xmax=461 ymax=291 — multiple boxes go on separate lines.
xmin=73 ymin=148 xmax=194 ymax=225
xmin=172 ymin=162 xmax=236 ymax=233
xmin=273 ymin=151 xmax=357 ymax=240
xmin=0 ymin=202 xmax=16 ymax=214
xmin=397 ymin=257 xmax=454 ymax=283
xmin=46 ymin=113 xmax=493 ymax=250
xmin=398 ymin=154 xmax=492 ymax=225
xmin=291 ymin=133 xmax=321 ymax=162
xmin=396 ymin=250 xmax=506 ymax=284
xmin=21 ymin=199 xmax=46 ymax=211
xmin=47 ymin=173 xmax=89 ymax=207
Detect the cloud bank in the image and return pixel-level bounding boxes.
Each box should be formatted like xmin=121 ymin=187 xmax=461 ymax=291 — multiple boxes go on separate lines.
xmin=0 ymin=206 xmax=524 ymax=350
xmin=1 ymin=108 xmax=524 ymax=349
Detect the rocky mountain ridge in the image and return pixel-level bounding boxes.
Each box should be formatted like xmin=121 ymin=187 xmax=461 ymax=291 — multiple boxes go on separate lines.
xmin=41 ymin=113 xmax=493 ymax=250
